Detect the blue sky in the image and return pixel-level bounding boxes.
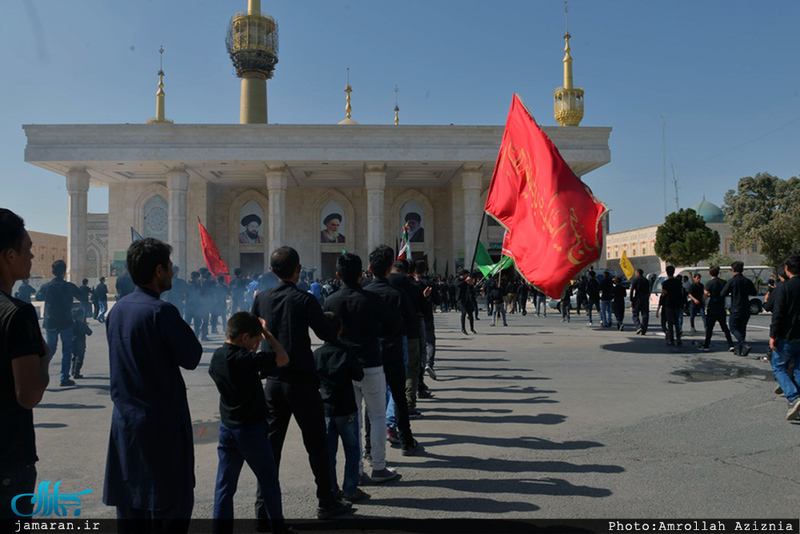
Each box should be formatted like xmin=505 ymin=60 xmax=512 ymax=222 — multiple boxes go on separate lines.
xmin=2 ymin=0 xmax=798 ymax=235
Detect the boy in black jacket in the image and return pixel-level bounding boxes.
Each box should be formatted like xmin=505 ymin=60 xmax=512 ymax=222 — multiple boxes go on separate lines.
xmin=314 ymin=312 xmax=367 ymax=502
xmin=71 ymin=307 xmax=92 ymax=379
xmin=209 ymin=312 xmax=291 ymax=534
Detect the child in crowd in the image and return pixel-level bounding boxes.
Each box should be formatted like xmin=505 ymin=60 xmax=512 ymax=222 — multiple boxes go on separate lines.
xmin=313 ymin=311 xmax=368 ymax=502
xmin=208 ymin=311 xmax=292 ymax=534
xmin=71 ymin=307 xmax=92 ymax=379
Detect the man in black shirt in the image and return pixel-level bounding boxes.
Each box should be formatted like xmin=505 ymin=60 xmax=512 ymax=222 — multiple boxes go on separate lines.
xmin=661 ymin=265 xmax=684 ymax=346
xmin=629 ymin=269 xmax=651 ymax=335
xmin=688 ymin=273 xmax=706 ymax=333
xmin=365 ymin=247 xmax=419 ymax=456
xmin=699 ymin=265 xmax=734 ymax=352
xmin=599 ymin=271 xmax=614 ymax=328
xmin=251 ymin=247 xmax=350 ymax=521
xmin=456 ymin=269 xmax=475 ymax=335
xmin=768 ymin=255 xmax=800 ymax=420
xmin=586 ymin=271 xmax=601 ymax=325
xmin=721 ymin=261 xmax=757 ymax=356
xmin=325 ymin=253 xmax=401 ymax=481
xmin=0 ymin=209 xmax=49 ymax=519
xmin=36 ymin=259 xmax=82 ymax=386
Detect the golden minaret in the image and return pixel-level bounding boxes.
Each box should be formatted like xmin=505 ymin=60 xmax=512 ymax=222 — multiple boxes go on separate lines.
xmin=338 ymin=69 xmax=358 ymax=125
xmin=553 ymin=2 xmax=584 ymax=127
xmin=227 ymin=0 xmax=279 ymax=124
xmin=147 ymin=47 xmax=173 ymax=124
xmin=394 ymin=85 xmax=400 ymax=125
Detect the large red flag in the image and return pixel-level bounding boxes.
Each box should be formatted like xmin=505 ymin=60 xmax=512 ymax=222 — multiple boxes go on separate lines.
xmin=197 ymin=217 xmax=231 ymax=285
xmin=485 ymin=94 xmax=607 ymax=298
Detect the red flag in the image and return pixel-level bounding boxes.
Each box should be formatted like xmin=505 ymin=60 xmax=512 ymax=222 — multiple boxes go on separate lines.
xmin=485 ymin=94 xmax=607 ymax=298
xmin=197 ymin=217 xmax=231 ymax=285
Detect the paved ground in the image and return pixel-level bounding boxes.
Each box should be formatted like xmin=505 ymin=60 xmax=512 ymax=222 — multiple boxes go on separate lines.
xmin=30 ymin=306 xmax=798 ymax=525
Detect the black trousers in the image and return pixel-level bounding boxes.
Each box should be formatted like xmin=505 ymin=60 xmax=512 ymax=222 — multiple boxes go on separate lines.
xmin=385 ymin=358 xmax=414 ymax=447
xmin=459 ymin=304 xmax=474 ymax=332
xmin=729 ymin=311 xmax=750 ymax=353
xmin=257 ymin=379 xmax=334 ymax=516
xmin=664 ymin=307 xmax=682 ymax=343
xmin=704 ymin=310 xmax=733 ymax=348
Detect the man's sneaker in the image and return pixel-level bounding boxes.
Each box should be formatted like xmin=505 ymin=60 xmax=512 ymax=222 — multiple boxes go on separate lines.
xmin=317 ymin=500 xmax=353 ymax=520
xmin=742 ymin=345 xmax=752 ymax=357
xmin=424 ymin=365 xmax=437 ymax=380
xmin=786 ymin=399 xmax=800 ymax=421
xmin=401 ymin=439 xmax=419 ymax=456
xmin=698 ymin=346 xmax=710 ymax=352
xmin=73 ymin=373 xmax=84 ymax=379
xmin=60 ymin=379 xmax=75 ymax=387
xmin=370 ymin=467 xmax=398 ymax=483
xmin=341 ymin=489 xmax=370 ymax=503
xmin=461 ymin=330 xmax=468 ymax=335
xmin=408 ymin=408 xmax=423 ymax=419
xmin=417 ymin=389 xmax=433 ymax=399
xmin=386 ymin=427 xmax=400 ymax=445
xmin=775 ymin=385 xmax=784 ymax=395
xmin=470 ymin=329 xmax=477 ymax=334
xmin=729 ymin=346 xmax=736 ymax=352
xmin=635 ymin=328 xmax=643 ymax=335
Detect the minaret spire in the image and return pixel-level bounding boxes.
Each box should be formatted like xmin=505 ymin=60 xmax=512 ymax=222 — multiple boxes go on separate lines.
xmin=394 ymin=85 xmax=400 ymax=125
xmin=553 ymin=1 xmax=584 ymax=126
xmin=147 ymin=46 xmax=173 ymax=124
xmin=345 ymin=68 xmax=353 ymax=119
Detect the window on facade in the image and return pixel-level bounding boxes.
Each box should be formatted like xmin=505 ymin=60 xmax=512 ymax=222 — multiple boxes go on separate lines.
xmin=751 ymin=244 xmax=758 ymax=253
xmin=729 ymin=243 xmax=736 ymax=253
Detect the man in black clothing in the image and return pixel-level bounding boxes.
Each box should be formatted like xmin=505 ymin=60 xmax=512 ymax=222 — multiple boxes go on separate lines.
xmin=325 ymin=253 xmax=404 ymax=482
xmin=389 ymin=260 xmax=424 ymax=417
xmin=0 ymin=209 xmax=49 ymax=519
xmin=688 ymin=273 xmax=706 ymax=333
xmin=769 ymin=255 xmax=800 ymax=420
xmin=36 ymin=259 xmax=82 ymax=386
xmin=661 ymin=265 xmax=684 ymax=346
xmin=251 ymin=246 xmax=350 ymax=521
xmin=629 ymin=269 xmax=650 ymax=335
xmin=365 ymin=246 xmax=419 ymax=456
xmin=599 ymin=271 xmax=614 ymax=327
xmin=585 ymin=271 xmax=601 ymax=325
xmin=456 ymin=269 xmax=475 ymax=334
xmin=721 ymin=261 xmax=757 ymax=356
xmin=699 ymin=265 xmax=734 ymax=352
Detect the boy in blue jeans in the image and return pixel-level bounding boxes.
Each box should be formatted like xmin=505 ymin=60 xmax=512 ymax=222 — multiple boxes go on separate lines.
xmin=209 ymin=312 xmax=292 ymax=534
xmin=314 ymin=311 xmax=367 ymax=502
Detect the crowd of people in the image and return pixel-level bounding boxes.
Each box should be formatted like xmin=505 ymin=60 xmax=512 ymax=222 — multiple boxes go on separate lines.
xmin=3 ymin=204 xmax=799 ymax=531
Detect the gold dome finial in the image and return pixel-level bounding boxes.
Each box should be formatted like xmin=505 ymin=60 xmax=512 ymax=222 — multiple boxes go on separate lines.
xmin=394 ymin=85 xmax=400 ymax=125
xmin=345 ymin=68 xmax=353 ymax=119
xmin=147 ymin=46 xmax=173 ymax=125
xmin=553 ymin=2 xmax=584 ymax=126
xmin=338 ymin=68 xmax=359 ymax=124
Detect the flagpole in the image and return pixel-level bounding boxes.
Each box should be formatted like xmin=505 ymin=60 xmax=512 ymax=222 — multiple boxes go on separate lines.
xmin=469 ymin=212 xmax=487 ymax=272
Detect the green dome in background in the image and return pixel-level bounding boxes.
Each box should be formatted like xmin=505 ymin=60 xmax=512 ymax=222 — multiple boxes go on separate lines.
xmin=691 ymin=198 xmax=725 ymax=224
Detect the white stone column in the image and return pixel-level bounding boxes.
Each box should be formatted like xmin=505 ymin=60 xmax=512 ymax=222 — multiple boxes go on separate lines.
xmin=266 ymin=166 xmax=289 ymax=250
xmin=66 ymin=167 xmax=90 ymax=283
xmin=167 ymin=167 xmax=190 ymax=272
xmin=365 ymin=166 xmax=386 ymax=252
xmin=461 ymin=168 xmax=484 ymax=271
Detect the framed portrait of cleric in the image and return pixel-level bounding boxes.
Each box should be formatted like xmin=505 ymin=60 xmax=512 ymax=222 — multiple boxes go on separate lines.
xmin=239 ymin=201 xmax=265 ymax=244
xmin=400 ymin=200 xmax=424 ymax=243
xmin=320 ymin=201 xmax=346 ymax=243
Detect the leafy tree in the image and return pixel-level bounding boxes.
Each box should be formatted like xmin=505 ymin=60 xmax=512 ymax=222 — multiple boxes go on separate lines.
xmin=654 ymin=208 xmax=720 ymax=266
xmin=722 ymin=173 xmax=800 ymax=268
xmin=703 ymin=253 xmax=733 ymax=268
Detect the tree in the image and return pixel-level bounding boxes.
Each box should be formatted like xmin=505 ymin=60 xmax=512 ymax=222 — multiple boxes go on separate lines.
xmin=703 ymin=253 xmax=733 ymax=268
xmin=722 ymin=173 xmax=800 ymax=268
xmin=654 ymin=208 xmax=720 ymax=266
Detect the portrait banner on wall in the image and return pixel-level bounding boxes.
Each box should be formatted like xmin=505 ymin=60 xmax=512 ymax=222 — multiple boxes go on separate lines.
xmin=400 ymin=200 xmax=425 ymax=243
xmin=320 ymin=201 xmax=346 ymax=243
xmin=239 ymin=200 xmax=265 ymax=244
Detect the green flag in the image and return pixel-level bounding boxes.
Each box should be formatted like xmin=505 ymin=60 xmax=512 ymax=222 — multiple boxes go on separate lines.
xmin=475 ymin=241 xmax=493 ymax=267
xmin=477 ymin=255 xmax=514 ymax=278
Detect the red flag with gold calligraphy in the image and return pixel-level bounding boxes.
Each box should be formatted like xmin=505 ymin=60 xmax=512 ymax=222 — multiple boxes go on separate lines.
xmin=485 ymin=94 xmax=607 ymax=298
xmin=198 ymin=217 xmax=231 ymax=285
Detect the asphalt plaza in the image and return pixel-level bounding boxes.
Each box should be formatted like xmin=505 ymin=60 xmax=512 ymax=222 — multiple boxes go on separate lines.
xmin=30 ymin=306 xmax=799 ymax=524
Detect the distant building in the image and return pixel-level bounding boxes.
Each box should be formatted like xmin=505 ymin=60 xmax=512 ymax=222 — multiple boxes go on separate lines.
xmin=605 ymin=199 xmax=767 ymax=276
xmin=27 ymin=230 xmax=67 ymax=279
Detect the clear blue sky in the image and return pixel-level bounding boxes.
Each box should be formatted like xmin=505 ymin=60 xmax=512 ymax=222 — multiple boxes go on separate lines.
xmin=3 ymin=0 xmax=799 ymax=236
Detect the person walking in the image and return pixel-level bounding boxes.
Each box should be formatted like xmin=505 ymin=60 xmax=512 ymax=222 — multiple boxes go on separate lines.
xmin=698 ymin=265 xmax=734 ymax=353
xmin=629 ymin=269 xmax=650 ymax=335
xmin=36 ymin=259 xmax=82 ymax=386
xmin=768 ymin=255 xmax=800 ymax=420
xmin=721 ymin=261 xmax=757 ymax=356
xmin=599 ymin=271 xmax=614 ymax=328
xmin=456 ymin=269 xmax=476 ymax=335
xmin=94 ymin=276 xmax=109 ymax=323
xmin=688 ymin=273 xmax=706 ymax=334
xmin=661 ymin=266 xmax=684 ymax=346
xmin=104 ymin=238 xmax=203 ymax=533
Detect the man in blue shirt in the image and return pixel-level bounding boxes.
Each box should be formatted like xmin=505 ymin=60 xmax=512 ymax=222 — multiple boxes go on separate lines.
xmin=36 ymin=260 xmax=82 ymax=386
xmin=104 ymin=238 xmax=203 ymax=533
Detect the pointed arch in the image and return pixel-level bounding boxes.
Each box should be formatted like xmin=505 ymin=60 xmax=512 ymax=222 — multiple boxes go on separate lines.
xmin=133 ymin=184 xmax=169 ymax=241
xmin=390 ymin=189 xmax=435 ymax=261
